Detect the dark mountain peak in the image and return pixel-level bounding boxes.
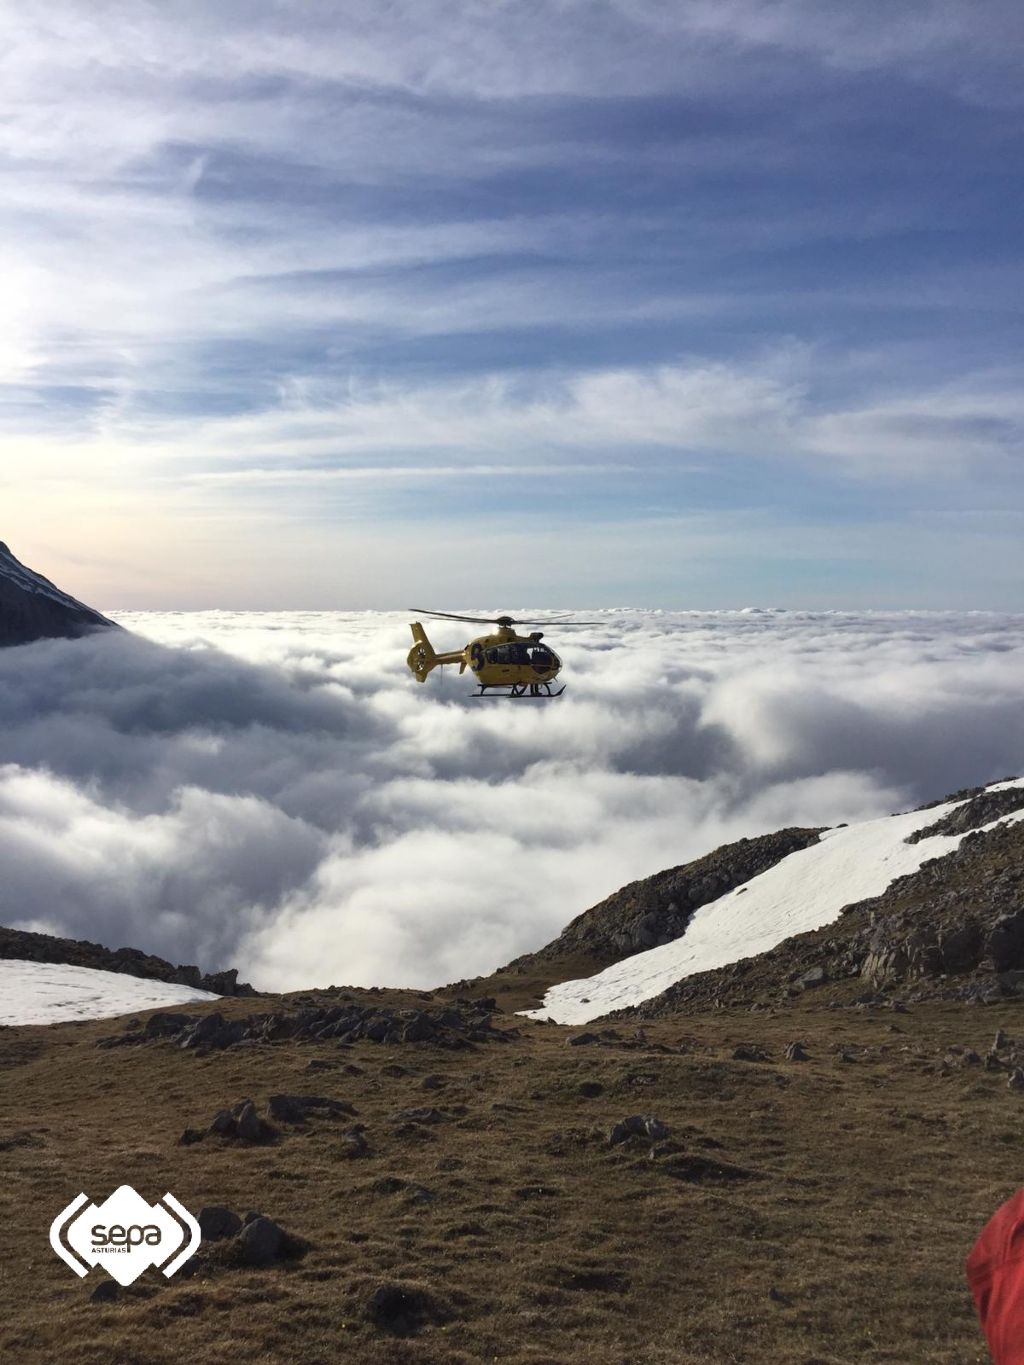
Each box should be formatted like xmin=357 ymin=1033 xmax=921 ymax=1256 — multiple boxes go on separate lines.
xmin=0 ymin=541 xmax=119 ymax=647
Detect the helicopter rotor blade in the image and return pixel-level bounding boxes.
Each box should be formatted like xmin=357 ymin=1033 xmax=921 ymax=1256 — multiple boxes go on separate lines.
xmin=408 ymin=608 xmax=502 ymax=624
xmin=409 ymin=608 xmax=605 ymax=627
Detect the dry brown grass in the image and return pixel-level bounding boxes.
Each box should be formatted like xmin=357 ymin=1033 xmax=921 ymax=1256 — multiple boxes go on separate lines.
xmin=0 ymin=988 xmax=1013 ymax=1364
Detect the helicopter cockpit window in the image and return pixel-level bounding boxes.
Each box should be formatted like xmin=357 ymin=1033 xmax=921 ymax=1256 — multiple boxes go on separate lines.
xmin=485 ymin=644 xmax=530 ymax=665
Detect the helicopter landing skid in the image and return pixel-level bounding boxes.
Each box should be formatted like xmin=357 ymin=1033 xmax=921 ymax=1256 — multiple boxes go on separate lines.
xmin=472 ymin=682 xmax=566 ymax=699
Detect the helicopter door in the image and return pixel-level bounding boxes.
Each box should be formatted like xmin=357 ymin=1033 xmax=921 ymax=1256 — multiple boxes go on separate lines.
xmin=469 ymin=643 xmax=484 ymax=671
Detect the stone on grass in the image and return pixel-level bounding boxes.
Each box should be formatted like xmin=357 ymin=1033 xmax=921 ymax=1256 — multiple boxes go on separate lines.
xmin=238 ymin=1215 xmax=285 ymax=1266
xmin=338 ymin=1126 xmax=369 ymax=1158
xmin=235 ymin=1101 xmax=263 ymax=1142
xmin=198 ymin=1206 xmax=242 ymax=1241
xmin=209 ymin=1108 xmax=236 ymax=1136
xmin=609 ymin=1115 xmax=668 ymax=1145
xmin=392 ymin=1107 xmax=447 ymax=1124
xmin=732 ymin=1045 xmax=769 ymax=1062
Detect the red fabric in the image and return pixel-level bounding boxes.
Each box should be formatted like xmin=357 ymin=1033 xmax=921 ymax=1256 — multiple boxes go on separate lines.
xmin=968 ymin=1188 xmax=1024 ymax=1363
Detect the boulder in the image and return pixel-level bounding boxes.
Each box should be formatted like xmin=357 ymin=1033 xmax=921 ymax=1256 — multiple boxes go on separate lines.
xmin=338 ymin=1127 xmax=369 ymax=1158
xmin=209 ymin=1108 xmax=236 ymax=1136
xmin=267 ymin=1093 xmax=355 ymax=1124
xmin=732 ymin=1045 xmax=769 ymax=1062
xmin=609 ymin=1115 xmax=667 ymax=1145
xmin=985 ymin=913 xmax=1024 ymax=973
xmin=797 ymin=967 xmax=826 ymax=990
xmin=235 ymin=1101 xmax=263 ymax=1142
xmin=198 ymin=1206 xmax=242 ymax=1241
xmin=238 ymin=1215 xmax=285 ymax=1266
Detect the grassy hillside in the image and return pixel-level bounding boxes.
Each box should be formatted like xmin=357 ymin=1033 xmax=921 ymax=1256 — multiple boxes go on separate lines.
xmin=0 ymin=982 xmax=1014 ymax=1364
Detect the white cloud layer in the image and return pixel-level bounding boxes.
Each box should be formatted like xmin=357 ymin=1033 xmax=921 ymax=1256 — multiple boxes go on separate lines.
xmin=1 ymin=610 xmax=1021 ymax=990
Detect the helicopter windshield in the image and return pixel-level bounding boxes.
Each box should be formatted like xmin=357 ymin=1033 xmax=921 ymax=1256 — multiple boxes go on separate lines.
xmin=483 ymin=644 xmax=558 ymax=667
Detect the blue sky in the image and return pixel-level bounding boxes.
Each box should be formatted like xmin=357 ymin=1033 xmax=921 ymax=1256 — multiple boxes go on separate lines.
xmin=2 ymin=1 xmax=1023 ymax=608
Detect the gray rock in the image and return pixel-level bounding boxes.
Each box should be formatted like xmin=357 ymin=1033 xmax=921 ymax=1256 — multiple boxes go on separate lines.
xmin=609 ymin=1115 xmax=668 ymax=1145
xmin=568 ymin=1032 xmax=600 ymax=1047
xmin=784 ymin=1041 xmax=809 ymax=1061
xmin=198 ymin=1206 xmax=242 ymax=1241
xmin=797 ymin=966 xmax=826 ymax=990
xmin=143 ymin=1012 xmax=192 ymax=1037
xmin=209 ymin=1108 xmax=236 ymax=1136
xmin=392 ymin=1107 xmax=447 ymax=1124
xmin=338 ymin=1126 xmax=369 ymax=1158
xmin=985 ymin=913 xmax=1024 ymax=972
xmin=235 ymin=1101 xmax=263 ymax=1142
xmin=732 ymin=1045 xmax=769 ymax=1062
xmin=238 ymin=1215 xmax=285 ymax=1266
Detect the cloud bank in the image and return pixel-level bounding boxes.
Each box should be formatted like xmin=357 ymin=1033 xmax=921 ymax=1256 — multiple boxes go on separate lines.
xmin=1 ymin=611 xmax=1022 ymax=991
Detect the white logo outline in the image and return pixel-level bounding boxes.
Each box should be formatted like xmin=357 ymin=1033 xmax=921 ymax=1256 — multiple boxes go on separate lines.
xmin=50 ymin=1185 xmax=201 ymax=1286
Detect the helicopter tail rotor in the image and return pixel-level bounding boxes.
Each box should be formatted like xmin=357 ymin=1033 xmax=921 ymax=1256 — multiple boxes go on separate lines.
xmin=407 ymin=622 xmax=439 ymax=683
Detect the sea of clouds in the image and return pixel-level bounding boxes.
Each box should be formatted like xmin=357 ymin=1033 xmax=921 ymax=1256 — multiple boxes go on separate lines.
xmin=1 ymin=610 xmax=1022 ymax=991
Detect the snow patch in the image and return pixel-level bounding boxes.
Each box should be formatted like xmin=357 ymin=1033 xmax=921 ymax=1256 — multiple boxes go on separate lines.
xmin=523 ymin=780 xmax=1024 ymax=1025
xmin=0 ymin=959 xmax=219 ymax=1026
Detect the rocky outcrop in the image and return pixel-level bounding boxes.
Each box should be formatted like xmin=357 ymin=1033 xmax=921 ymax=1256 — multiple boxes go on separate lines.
xmin=905 ymin=786 xmax=1024 ymax=843
xmin=98 ymin=998 xmax=516 ymax=1052
xmin=0 ymin=541 xmax=117 ymax=647
xmin=0 ymin=924 xmax=256 ymax=996
xmin=506 ymin=827 xmax=823 ymax=972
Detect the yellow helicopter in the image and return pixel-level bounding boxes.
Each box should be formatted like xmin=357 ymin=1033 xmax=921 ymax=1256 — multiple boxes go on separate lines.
xmin=406 ymin=609 xmax=598 ymax=698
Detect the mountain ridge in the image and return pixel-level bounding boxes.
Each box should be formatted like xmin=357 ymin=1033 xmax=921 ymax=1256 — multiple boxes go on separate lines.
xmin=0 ymin=540 xmax=118 ymax=646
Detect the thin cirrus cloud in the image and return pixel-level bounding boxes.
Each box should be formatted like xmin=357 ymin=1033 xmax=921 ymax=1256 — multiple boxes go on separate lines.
xmin=2 ymin=0 xmax=1024 ymax=606
xmin=1 ymin=611 xmax=1022 ymax=991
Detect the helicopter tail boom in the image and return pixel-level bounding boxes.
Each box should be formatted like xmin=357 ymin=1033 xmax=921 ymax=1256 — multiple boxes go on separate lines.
xmin=406 ymin=622 xmax=464 ymax=682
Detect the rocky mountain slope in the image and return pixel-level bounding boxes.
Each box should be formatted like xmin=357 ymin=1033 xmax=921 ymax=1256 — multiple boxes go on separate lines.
xmin=0 ymin=924 xmax=254 ymax=998
xmin=508 ymin=826 xmax=824 ymax=971
xmin=632 ymin=787 xmax=1024 ymax=1017
xmin=506 ymin=778 xmax=1024 ymax=1024
xmin=0 ymin=541 xmax=117 ymax=646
